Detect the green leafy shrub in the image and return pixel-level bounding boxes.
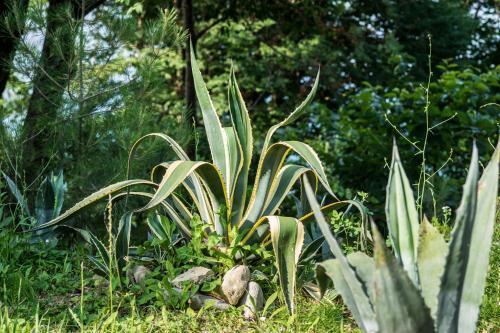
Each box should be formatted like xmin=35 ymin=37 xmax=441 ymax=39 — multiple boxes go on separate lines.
xmin=305 ymin=141 xmax=499 ymax=333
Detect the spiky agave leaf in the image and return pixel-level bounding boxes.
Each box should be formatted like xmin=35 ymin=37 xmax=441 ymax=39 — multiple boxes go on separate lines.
xmin=304 ymin=177 xmax=377 ymax=333
xmin=385 ymin=142 xmax=420 ymax=285
xmin=417 ymin=216 xmax=448 ymax=320
xmin=228 ymin=67 xmax=253 ymax=226
xmin=437 ymin=144 xmax=479 ymax=333
xmin=267 ymin=216 xmax=304 ymax=314
xmin=126 ymin=133 xmax=212 ymax=224
xmin=372 ymin=225 xmax=435 ymax=333
xmin=457 ymin=141 xmax=499 ymax=333
xmin=30 ymin=179 xmax=156 ymax=231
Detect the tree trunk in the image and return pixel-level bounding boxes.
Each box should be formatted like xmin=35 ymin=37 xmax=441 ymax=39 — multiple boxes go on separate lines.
xmin=22 ymin=0 xmax=104 ymax=188
xmin=0 ymin=0 xmax=29 ymax=95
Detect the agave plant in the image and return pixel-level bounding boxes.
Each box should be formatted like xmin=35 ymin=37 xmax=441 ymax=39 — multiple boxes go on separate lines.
xmin=305 ymin=141 xmax=499 ymax=333
xmin=3 ymin=170 xmax=66 ymax=242
xmin=32 ymin=48 xmax=365 ymax=312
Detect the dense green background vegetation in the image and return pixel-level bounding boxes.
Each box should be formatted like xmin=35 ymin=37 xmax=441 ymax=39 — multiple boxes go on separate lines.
xmin=0 ymin=0 xmax=498 ymax=332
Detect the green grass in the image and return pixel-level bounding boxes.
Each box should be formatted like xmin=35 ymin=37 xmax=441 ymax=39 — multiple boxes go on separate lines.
xmin=1 ymin=219 xmax=498 ymax=332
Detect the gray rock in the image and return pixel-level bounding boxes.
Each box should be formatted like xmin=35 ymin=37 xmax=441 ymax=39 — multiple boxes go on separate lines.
xmin=190 ymin=293 xmax=231 ymax=311
xmin=131 ymin=265 xmax=151 ymax=284
xmin=221 ymin=265 xmax=251 ymax=305
xmin=171 ymin=266 xmax=214 ymax=287
xmin=240 ymin=281 xmax=264 ymax=320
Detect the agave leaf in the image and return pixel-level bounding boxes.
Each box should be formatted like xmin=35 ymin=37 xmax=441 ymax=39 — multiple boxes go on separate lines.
xmin=147 ymin=213 xmax=172 ymax=241
xmin=30 ymin=179 xmax=156 ymax=231
xmin=261 ymin=70 xmax=320 ymax=154
xmin=69 ymin=226 xmax=111 ymax=276
xmin=35 ymin=176 xmax=56 ymax=224
xmin=385 ymin=142 xmax=419 ymax=285
xmin=228 ymin=68 xmax=253 ymax=225
xmin=298 ymin=235 xmax=325 ymax=263
xmin=268 ymin=216 xmax=304 ymax=314
xmin=457 ymin=141 xmax=499 ymax=333
xmin=304 ymin=177 xmax=377 ymax=333
xmin=224 ymin=126 xmax=244 ymax=212
xmin=49 ymin=170 xmax=66 ymax=218
xmin=127 ymin=133 xmax=212 ymax=224
xmin=116 ymin=211 xmax=133 ymax=269
xmin=262 ymin=165 xmax=312 ymax=216
xmin=107 ymin=191 xmax=191 ymax=238
xmin=139 ymin=161 xmax=224 ymax=212
xmin=372 ymin=225 xmax=435 ymax=333
xmin=417 ymin=216 xmax=448 ymax=320
xmin=242 ymin=140 xmax=336 ymax=230
xmin=437 ymin=144 xmax=479 ymax=333
xmin=2 ymin=171 xmax=30 ymax=217
xmin=190 ymin=45 xmax=232 ymax=195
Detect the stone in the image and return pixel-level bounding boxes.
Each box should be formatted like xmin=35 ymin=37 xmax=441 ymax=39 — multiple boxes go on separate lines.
xmin=221 ymin=265 xmax=251 ymax=305
xmin=171 ymin=266 xmax=214 ymax=287
xmin=131 ymin=265 xmax=150 ymax=284
xmin=189 ymin=293 xmax=231 ymax=311
xmin=240 ymin=281 xmax=264 ymax=320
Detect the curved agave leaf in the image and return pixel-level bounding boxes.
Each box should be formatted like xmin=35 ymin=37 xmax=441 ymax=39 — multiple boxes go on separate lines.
xmin=385 ymin=142 xmax=419 ymax=285
xmin=262 ymin=165 xmax=312 ymax=217
xmin=304 ymin=177 xmax=377 ymax=333
xmin=2 ymin=171 xmax=30 ymax=217
xmin=417 ymin=216 xmax=448 ymax=320
xmin=190 ymin=45 xmax=233 ymax=195
xmin=127 ymin=133 xmax=212 ymax=224
xmin=457 ymin=141 xmax=499 ymax=333
xmin=30 ymin=179 xmax=156 ymax=231
xmin=228 ymin=67 xmax=253 ymax=225
xmin=242 ymin=140 xmax=336 ymax=230
xmin=224 ymin=126 xmax=244 ymax=210
xmin=244 ymin=71 xmax=320 ymax=225
xmin=267 ymin=216 xmax=304 ymax=314
xmin=116 ymin=211 xmax=133 ymax=269
xmin=107 ymin=191 xmax=191 ymax=237
xmin=261 ymin=70 xmax=320 ymax=154
xmin=372 ymin=225 xmax=435 ymax=333
xmin=437 ymin=144 xmax=479 ymax=333
xmin=138 ymin=161 xmax=228 ymax=236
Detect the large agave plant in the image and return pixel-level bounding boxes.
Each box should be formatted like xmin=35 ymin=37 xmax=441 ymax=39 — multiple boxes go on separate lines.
xmin=32 ymin=48 xmax=364 ymax=312
xmin=305 ymin=141 xmax=499 ymax=333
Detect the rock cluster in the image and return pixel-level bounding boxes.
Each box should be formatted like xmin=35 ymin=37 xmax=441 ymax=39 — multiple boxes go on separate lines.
xmin=168 ymin=264 xmax=264 ymax=319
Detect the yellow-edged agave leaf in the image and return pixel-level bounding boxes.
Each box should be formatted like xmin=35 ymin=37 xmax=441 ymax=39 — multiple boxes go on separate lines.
xmin=242 ymin=140 xmax=336 ymax=229
xmin=458 ymin=141 xmax=499 ymax=333
xmin=116 ymin=211 xmax=133 ymax=268
xmin=385 ymin=142 xmax=419 ymax=285
xmin=128 ymin=133 xmax=212 ymax=224
xmin=372 ymin=225 xmax=435 ymax=333
xmin=244 ymin=71 xmax=320 ymax=225
xmin=30 ymin=179 xmax=156 ymax=231
xmin=109 ymin=191 xmax=192 ymax=237
xmin=262 ymin=165 xmax=312 ymax=216
xmin=261 ymin=70 xmax=320 ymax=154
xmin=190 ymin=45 xmax=232 ymax=195
xmin=437 ymin=144 xmax=479 ymax=333
xmin=228 ymin=68 xmax=253 ymax=225
xmin=304 ymin=177 xmax=377 ymax=333
xmin=417 ymin=216 xmax=448 ymax=320
xmin=268 ymin=216 xmax=304 ymax=314
xmin=224 ymin=126 xmax=244 ymax=208
xmin=138 ymin=161 xmax=226 ymax=212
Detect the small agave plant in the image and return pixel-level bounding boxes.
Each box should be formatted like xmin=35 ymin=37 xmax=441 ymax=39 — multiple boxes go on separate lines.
xmin=33 ymin=47 xmax=364 ymax=312
xmin=305 ymin=141 xmax=499 ymax=333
